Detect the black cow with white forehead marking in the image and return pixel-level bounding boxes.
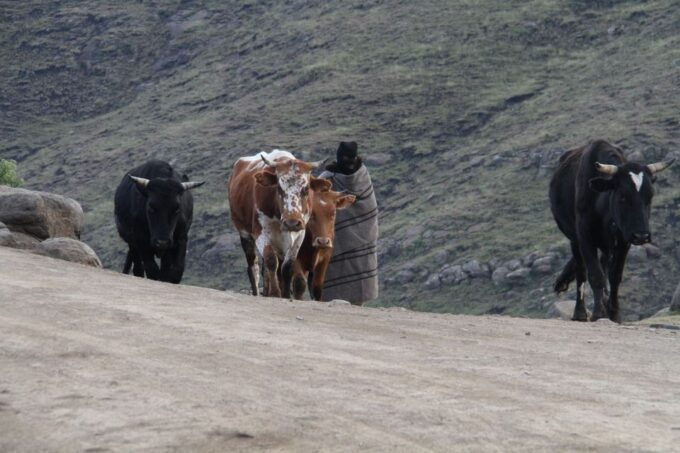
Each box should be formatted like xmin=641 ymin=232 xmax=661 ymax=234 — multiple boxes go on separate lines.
xmin=114 ymin=160 xmax=204 ymax=283
xmin=549 ymin=139 xmax=673 ymax=323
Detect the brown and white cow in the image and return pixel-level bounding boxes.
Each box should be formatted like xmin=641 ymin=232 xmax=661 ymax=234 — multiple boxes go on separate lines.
xmin=290 ymin=189 xmax=356 ymax=301
xmin=228 ymin=150 xmax=328 ymax=297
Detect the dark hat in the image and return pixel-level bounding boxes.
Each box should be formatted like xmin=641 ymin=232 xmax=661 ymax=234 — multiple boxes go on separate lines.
xmin=337 ymin=141 xmax=358 ymax=159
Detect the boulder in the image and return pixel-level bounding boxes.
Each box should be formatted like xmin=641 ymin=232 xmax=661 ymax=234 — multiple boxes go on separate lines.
xmin=531 ymin=254 xmax=558 ymax=275
xmin=547 ymin=300 xmax=591 ymax=321
xmin=506 ymin=267 xmax=531 ymax=281
xmin=36 ymin=238 xmax=102 ymax=268
xmin=671 ymin=282 xmax=680 ymax=313
xmin=0 ymin=186 xmax=84 ymax=240
xmin=491 ymin=266 xmax=510 ymax=285
xmin=0 ymin=230 xmax=41 ymax=250
xmin=424 ymin=273 xmax=441 ymax=290
xmin=505 ymin=259 xmax=522 ymax=271
xmin=462 ymin=259 xmax=488 ymax=278
xmin=364 ymin=153 xmax=392 ymax=166
xmin=440 ymin=265 xmax=466 ymax=285
xmin=628 ymin=246 xmax=647 ymax=263
xmin=643 ymin=244 xmax=661 ymax=259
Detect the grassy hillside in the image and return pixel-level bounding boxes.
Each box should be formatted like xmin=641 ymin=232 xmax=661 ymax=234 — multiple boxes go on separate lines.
xmin=2 ymin=0 xmax=679 ymax=320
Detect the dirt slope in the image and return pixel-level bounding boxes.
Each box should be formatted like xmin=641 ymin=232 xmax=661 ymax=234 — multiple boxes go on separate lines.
xmin=1 ymin=246 xmax=679 ymax=452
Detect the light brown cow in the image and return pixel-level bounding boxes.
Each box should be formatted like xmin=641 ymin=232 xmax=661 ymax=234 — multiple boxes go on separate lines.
xmin=228 ymin=150 xmax=329 ymax=297
xmin=291 ymin=189 xmax=356 ymax=301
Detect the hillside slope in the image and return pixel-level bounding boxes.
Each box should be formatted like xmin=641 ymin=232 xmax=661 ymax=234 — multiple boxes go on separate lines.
xmin=2 ymin=247 xmax=680 ymax=451
xmin=2 ymin=0 xmax=679 ymax=319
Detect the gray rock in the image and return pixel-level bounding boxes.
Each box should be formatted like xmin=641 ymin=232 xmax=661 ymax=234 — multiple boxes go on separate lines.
xmin=506 ymin=267 xmax=531 ymax=281
xmin=36 ymin=238 xmax=102 ymax=268
xmin=0 ymin=230 xmax=41 ymax=250
xmin=651 ymin=307 xmax=670 ymax=318
xmin=521 ymin=252 xmax=540 ymax=267
xmin=0 ymin=186 xmax=84 ymax=240
xmin=491 ymin=266 xmax=510 ymax=285
xmin=628 ymin=246 xmax=647 ymax=262
xmin=394 ymin=269 xmax=416 ymax=284
xmin=424 ymin=273 xmax=441 ymax=290
xmin=505 ymin=259 xmax=522 ymax=271
xmin=0 ymin=221 xmax=7 ymax=231
xmin=531 ymin=255 xmax=558 ymax=274
xmin=327 ymin=299 xmax=351 ymax=307
xmin=440 ymin=265 xmax=467 ymax=285
xmin=643 ymin=244 xmax=661 ymax=259
xmin=462 ymin=259 xmax=488 ymax=278
xmin=364 ymin=153 xmax=392 ymax=166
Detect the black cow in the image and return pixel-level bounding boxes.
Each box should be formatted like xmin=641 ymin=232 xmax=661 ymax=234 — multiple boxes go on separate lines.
xmin=114 ymin=160 xmax=204 ymax=283
xmin=549 ymin=139 xmax=673 ymax=323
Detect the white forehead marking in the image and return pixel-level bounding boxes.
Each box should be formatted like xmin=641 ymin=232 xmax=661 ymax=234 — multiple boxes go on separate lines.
xmin=239 ymin=149 xmax=297 ymax=169
xmin=629 ymin=172 xmax=644 ymax=192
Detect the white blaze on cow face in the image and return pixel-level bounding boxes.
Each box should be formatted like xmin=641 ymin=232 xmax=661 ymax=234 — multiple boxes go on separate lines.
xmin=629 ymin=172 xmax=644 ymax=192
xmin=277 ymin=163 xmax=310 ymax=216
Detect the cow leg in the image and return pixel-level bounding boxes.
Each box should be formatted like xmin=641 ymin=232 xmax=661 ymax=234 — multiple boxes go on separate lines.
xmin=123 ymin=249 xmax=133 ymax=274
xmin=239 ymin=234 xmax=259 ymax=296
xmin=263 ymin=245 xmax=281 ymax=297
xmin=291 ymin=260 xmax=307 ymax=300
xmin=599 ymin=251 xmax=610 ymax=299
xmin=126 ymin=247 xmax=145 ymax=278
xmin=140 ymin=249 xmax=161 ymax=280
xmin=310 ymin=254 xmax=331 ymax=301
xmin=607 ymin=243 xmax=630 ymax=324
xmin=281 ymin=231 xmax=306 ymax=300
xmin=577 ymin=242 xmax=608 ymax=321
xmin=570 ymin=242 xmax=589 ymax=322
xmin=553 ymin=256 xmax=575 ymax=293
xmin=160 ymin=240 xmax=187 ymax=284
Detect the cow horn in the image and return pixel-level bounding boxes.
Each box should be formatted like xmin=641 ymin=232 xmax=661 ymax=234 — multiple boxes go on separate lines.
xmin=309 ymin=157 xmax=329 ymax=169
xmin=129 ymin=175 xmax=150 ymax=187
xmin=260 ymin=154 xmax=275 ymax=167
xmin=594 ymin=162 xmax=619 ymax=175
xmin=647 ymin=158 xmax=675 ymax=174
xmin=181 ymin=181 xmax=205 ymax=190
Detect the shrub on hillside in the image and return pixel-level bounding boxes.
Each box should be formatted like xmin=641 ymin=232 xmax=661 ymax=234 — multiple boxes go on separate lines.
xmin=0 ymin=159 xmax=23 ymax=187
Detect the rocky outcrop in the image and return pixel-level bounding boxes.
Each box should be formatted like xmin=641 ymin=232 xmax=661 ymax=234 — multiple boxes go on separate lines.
xmin=0 ymin=186 xmax=100 ymax=267
xmin=0 ymin=186 xmax=84 ymax=240
xmin=36 ymin=238 xmax=102 ymax=268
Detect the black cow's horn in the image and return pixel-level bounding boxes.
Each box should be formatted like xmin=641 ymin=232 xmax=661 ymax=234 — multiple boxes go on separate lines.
xmin=309 ymin=157 xmax=329 ymax=169
xmin=260 ymin=154 xmax=275 ymax=167
xmin=181 ymin=181 xmax=205 ymax=190
xmin=647 ymin=159 xmax=675 ymax=174
xmin=594 ymin=162 xmax=618 ymax=175
xmin=129 ymin=175 xmax=150 ymax=187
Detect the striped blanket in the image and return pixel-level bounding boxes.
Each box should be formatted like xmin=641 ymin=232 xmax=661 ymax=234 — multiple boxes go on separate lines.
xmin=318 ymin=164 xmax=379 ymax=304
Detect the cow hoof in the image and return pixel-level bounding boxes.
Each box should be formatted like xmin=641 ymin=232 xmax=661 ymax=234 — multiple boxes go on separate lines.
xmin=554 ymin=279 xmax=569 ymax=293
xmin=609 ymin=312 xmax=622 ymax=324
xmin=571 ymin=314 xmax=588 ymax=322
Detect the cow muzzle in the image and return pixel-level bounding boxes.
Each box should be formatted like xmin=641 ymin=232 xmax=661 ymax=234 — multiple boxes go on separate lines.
xmin=282 ymin=218 xmax=304 ymax=232
xmin=313 ymin=237 xmax=332 ymax=248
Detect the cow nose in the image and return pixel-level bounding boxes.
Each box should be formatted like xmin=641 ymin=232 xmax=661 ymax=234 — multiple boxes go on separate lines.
xmin=283 ymin=219 xmax=304 ymax=231
xmin=313 ymin=237 xmax=332 ymax=248
xmin=631 ymin=232 xmax=651 ymax=245
xmin=154 ymin=239 xmax=171 ymax=250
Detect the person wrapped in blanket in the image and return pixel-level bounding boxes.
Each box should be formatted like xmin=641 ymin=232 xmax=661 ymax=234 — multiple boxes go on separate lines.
xmin=317 ymin=141 xmax=379 ymax=305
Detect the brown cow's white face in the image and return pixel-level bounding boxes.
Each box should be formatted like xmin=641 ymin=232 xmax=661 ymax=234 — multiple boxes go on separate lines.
xmin=254 ymin=151 xmax=327 ymax=232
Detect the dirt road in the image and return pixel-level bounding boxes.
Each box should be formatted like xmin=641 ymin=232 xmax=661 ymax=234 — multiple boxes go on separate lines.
xmin=1 ymin=247 xmax=679 ymax=452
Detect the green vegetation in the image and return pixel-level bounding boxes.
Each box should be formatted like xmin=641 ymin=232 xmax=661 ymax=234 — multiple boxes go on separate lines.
xmin=1 ymin=0 xmax=679 ymax=320
xmin=0 ymin=160 xmax=23 ymax=187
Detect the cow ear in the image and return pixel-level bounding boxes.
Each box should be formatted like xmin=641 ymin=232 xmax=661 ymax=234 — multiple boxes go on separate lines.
xmin=254 ymin=170 xmax=278 ymax=187
xmin=589 ymin=177 xmax=617 ymax=192
xmin=336 ymin=194 xmax=356 ymax=209
xmin=310 ymin=178 xmax=332 ymax=192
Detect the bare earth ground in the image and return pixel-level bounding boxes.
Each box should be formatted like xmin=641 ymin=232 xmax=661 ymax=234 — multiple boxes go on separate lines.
xmin=1 ymin=247 xmax=679 ymax=452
